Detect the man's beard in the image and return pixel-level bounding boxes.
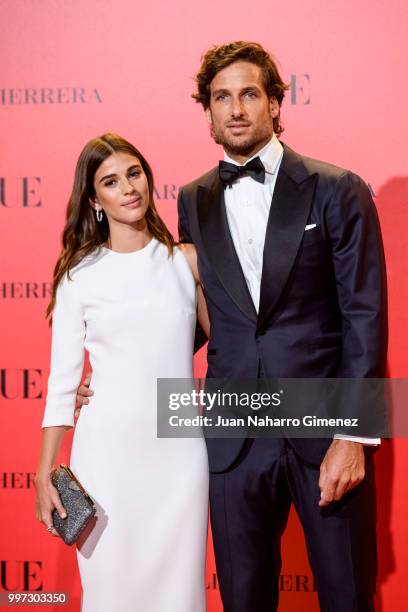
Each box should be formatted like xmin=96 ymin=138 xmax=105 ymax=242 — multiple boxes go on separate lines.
xmin=211 ymin=121 xmax=274 ymax=157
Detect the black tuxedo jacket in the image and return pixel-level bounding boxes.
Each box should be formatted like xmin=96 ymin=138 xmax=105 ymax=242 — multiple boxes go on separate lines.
xmin=178 ymin=143 xmax=388 ymax=471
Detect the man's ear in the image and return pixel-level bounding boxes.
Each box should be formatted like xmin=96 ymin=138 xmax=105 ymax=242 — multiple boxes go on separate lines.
xmin=205 ymin=108 xmax=213 ymax=125
xmin=269 ymin=97 xmax=279 ymax=118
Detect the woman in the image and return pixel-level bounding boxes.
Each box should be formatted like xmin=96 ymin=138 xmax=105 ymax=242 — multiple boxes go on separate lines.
xmin=35 ymin=133 xmax=210 ymax=612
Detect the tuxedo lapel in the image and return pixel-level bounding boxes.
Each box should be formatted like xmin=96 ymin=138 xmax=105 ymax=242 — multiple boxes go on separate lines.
xmin=257 ymin=145 xmax=318 ymax=333
xmin=197 ymin=175 xmax=257 ymax=322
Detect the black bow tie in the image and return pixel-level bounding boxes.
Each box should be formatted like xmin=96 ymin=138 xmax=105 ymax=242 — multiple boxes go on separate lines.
xmin=219 ymin=156 xmax=265 ymax=187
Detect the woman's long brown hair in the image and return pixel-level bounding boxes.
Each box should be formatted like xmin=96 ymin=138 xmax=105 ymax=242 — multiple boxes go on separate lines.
xmin=47 ymin=133 xmax=174 ymax=320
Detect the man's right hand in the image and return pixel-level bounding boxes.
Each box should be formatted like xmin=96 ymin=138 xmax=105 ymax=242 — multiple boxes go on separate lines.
xmin=75 ymin=372 xmax=94 ymax=418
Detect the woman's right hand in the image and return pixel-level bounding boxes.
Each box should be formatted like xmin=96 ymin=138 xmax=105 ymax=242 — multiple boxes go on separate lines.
xmin=35 ymin=472 xmax=67 ymax=537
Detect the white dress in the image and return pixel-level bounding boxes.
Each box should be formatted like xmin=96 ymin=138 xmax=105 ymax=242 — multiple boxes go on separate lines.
xmin=41 ymin=238 xmax=209 ymax=612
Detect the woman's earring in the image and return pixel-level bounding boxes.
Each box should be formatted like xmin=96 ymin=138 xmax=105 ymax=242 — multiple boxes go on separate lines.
xmin=96 ymin=209 xmax=103 ymax=222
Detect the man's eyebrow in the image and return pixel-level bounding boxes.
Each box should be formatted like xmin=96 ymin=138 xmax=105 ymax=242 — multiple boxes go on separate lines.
xmin=212 ymin=88 xmax=230 ymax=96
xmin=241 ymin=85 xmax=261 ymax=92
xmin=212 ymin=85 xmax=262 ymax=96
xmin=99 ymin=164 xmax=141 ymax=183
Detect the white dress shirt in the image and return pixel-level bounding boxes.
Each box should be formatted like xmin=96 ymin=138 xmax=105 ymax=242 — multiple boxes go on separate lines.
xmin=224 ymin=134 xmax=283 ymax=313
xmin=222 ymin=135 xmax=379 ymax=446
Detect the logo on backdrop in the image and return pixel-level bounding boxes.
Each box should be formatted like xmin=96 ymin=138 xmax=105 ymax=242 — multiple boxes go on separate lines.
xmin=206 ymin=573 xmax=218 ymax=590
xmin=280 ymin=574 xmax=317 ymax=592
xmin=0 ymin=180 xmax=178 ymax=207
xmin=0 ymin=283 xmax=51 ymax=299
xmin=0 ymin=177 xmax=41 ymax=207
xmin=154 ymin=184 xmax=178 ymax=200
xmin=0 ymin=561 xmax=43 ymax=591
xmin=290 ymin=74 xmax=311 ymax=105
xmin=0 ymin=369 xmax=44 ymax=400
xmin=1 ymin=80 xmax=308 ymax=105
xmin=0 ymin=88 xmax=102 ymax=105
xmin=1 ymin=473 xmax=36 ymax=489
xmin=206 ymin=572 xmax=317 ymax=592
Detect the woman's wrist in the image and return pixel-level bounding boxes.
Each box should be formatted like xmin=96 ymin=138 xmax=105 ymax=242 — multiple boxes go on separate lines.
xmin=34 ymin=468 xmax=53 ymax=486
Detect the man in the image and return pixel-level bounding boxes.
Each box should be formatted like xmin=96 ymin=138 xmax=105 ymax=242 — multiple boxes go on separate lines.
xmin=178 ymin=41 xmax=386 ymax=612
xmin=78 ymin=42 xmax=387 ymax=611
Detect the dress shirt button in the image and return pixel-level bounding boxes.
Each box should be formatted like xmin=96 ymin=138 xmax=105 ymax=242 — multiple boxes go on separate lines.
xmin=248 ymin=238 xmax=253 ymax=245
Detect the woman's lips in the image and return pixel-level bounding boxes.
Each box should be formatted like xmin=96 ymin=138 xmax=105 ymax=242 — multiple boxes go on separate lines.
xmin=121 ymin=197 xmax=142 ymax=208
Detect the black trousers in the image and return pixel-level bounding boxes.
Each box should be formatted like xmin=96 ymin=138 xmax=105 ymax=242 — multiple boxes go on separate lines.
xmin=209 ymin=438 xmax=377 ymax=612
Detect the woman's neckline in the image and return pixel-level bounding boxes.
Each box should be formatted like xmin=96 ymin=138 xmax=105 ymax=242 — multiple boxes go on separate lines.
xmin=101 ymin=236 xmax=156 ymax=255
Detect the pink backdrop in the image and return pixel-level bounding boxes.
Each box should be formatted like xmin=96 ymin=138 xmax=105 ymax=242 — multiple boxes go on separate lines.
xmin=1 ymin=1 xmax=407 ymax=609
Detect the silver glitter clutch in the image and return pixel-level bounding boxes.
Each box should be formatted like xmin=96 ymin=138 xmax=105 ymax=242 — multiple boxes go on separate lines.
xmin=51 ymin=463 xmax=96 ymax=545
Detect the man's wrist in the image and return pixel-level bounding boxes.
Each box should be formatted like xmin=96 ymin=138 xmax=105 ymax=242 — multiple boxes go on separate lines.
xmin=333 ymin=434 xmax=381 ymax=445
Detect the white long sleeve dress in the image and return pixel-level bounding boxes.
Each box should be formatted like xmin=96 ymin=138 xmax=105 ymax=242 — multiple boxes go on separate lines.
xmin=42 ymin=238 xmax=209 ymax=612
